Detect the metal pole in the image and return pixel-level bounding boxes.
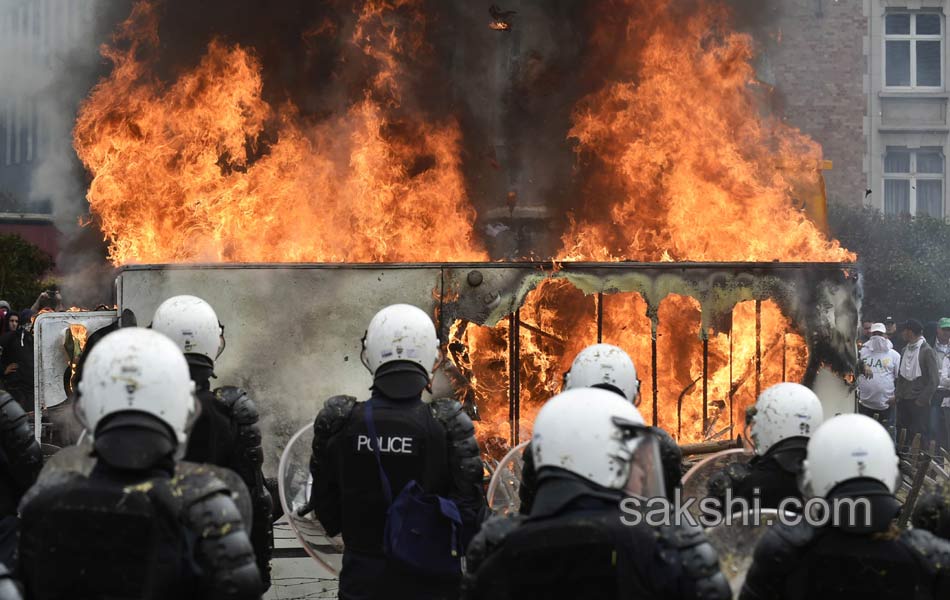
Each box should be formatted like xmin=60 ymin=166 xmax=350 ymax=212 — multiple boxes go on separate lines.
xmin=703 ymin=335 xmax=709 ymax=433
xmin=729 ymin=314 xmax=734 ymax=434
xmin=508 ymin=311 xmax=522 ymax=447
xmin=755 ymin=300 xmax=762 ymax=398
xmin=652 ymin=321 xmax=659 ymax=427
xmin=782 ymin=332 xmax=787 ymax=381
xmin=596 ymin=292 xmax=604 ymax=344
xmin=513 ymin=309 xmax=520 ymax=445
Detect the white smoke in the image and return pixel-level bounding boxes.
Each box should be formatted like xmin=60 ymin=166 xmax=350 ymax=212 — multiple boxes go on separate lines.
xmin=0 ymin=0 xmax=121 ymax=304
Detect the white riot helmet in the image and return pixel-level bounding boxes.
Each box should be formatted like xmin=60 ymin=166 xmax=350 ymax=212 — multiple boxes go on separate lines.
xmin=361 ymin=304 xmax=441 ymax=398
xmin=745 ymin=382 xmax=823 ymax=456
xmin=150 ymin=295 xmax=224 ymax=365
xmin=564 ymin=343 xmax=640 ymax=404
xmin=76 ymin=328 xmax=197 ymax=454
xmin=800 ymin=414 xmax=900 ymax=498
xmin=531 ymin=388 xmax=665 ymax=497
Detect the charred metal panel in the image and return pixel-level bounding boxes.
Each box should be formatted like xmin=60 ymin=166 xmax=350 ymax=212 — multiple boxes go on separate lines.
xmin=116 ymin=265 xmax=443 ymax=466
xmin=33 ymin=311 xmax=118 ymax=439
xmin=441 ymin=262 xmax=860 ymax=383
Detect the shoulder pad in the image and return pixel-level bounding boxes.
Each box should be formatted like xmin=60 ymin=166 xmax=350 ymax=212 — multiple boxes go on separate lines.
xmin=171 ymin=465 xmax=231 ymax=508
xmin=19 ymin=470 xmax=83 ymax=513
xmin=177 ymin=462 xmax=253 ymax=530
xmin=902 ymin=528 xmax=950 ymax=569
xmin=314 ymin=395 xmax=357 ymax=435
xmin=429 ymin=398 xmax=476 ymax=439
xmin=465 ymin=514 xmax=524 ymax=574
xmin=186 ymin=490 xmax=245 ymax=538
xmin=657 ymin=522 xmax=732 ymax=600
xmin=213 ymin=386 xmax=259 ymax=424
xmin=0 ymin=391 xmax=26 ymax=428
xmin=428 ymin=398 xmax=481 ymax=479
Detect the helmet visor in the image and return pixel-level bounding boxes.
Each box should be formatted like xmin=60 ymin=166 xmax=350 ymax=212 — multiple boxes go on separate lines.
xmin=613 ymin=418 xmax=666 ymax=499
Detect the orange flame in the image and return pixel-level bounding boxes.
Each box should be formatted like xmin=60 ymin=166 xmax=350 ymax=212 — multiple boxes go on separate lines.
xmin=558 ymin=1 xmax=854 ymax=263
xmin=75 ymin=1 xmax=851 ymax=454
xmin=74 ymin=0 xmax=486 ymax=264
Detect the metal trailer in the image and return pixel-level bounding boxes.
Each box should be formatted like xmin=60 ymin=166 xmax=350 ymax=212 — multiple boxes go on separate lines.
xmin=34 ymin=262 xmax=860 ymax=470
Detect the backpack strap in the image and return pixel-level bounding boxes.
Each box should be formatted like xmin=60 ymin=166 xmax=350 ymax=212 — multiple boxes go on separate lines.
xmin=364 ymin=399 xmax=394 ymax=506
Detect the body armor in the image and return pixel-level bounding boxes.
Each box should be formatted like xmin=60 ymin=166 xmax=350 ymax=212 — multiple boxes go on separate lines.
xmin=465 ymin=475 xmax=730 ymax=600
xmin=0 ymin=392 xmax=43 ymax=516
xmin=19 ymin=466 xmax=261 ymax=600
xmin=741 ymin=492 xmax=950 ymax=599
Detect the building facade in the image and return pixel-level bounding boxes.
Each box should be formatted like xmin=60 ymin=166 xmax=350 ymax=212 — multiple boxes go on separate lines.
xmin=867 ymin=0 xmax=949 ymax=218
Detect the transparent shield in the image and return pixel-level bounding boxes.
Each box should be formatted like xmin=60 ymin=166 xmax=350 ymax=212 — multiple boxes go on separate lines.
xmin=624 ymin=435 xmax=666 ymax=500
xmin=486 ymin=440 xmax=530 ymax=516
xmin=680 ymin=448 xmax=754 ymax=519
xmin=278 ymin=424 xmax=344 ymax=575
xmin=705 ymin=509 xmax=788 ymax=598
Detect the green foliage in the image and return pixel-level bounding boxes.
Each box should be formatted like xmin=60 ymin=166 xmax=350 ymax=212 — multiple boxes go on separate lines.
xmin=0 ymin=234 xmax=54 ymax=311
xmin=828 ymin=203 xmax=950 ymax=322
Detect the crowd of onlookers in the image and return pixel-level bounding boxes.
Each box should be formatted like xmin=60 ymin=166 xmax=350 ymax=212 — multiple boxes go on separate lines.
xmin=857 ymin=316 xmax=950 ymax=449
xmin=0 ymin=291 xmax=64 ymax=414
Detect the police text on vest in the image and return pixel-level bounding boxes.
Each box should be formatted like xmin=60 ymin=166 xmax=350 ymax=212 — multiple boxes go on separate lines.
xmin=356 ymin=435 xmax=414 ymax=454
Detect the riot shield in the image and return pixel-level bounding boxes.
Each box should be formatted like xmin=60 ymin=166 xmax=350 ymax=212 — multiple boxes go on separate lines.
xmin=680 ymin=448 xmax=753 ymax=518
xmin=705 ymin=509 xmax=787 ymax=598
xmin=486 ymin=441 xmax=530 ymax=516
xmin=278 ymin=424 xmax=344 ymax=575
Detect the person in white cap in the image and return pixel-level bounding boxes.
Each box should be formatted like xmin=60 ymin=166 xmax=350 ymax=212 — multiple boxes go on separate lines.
xmin=857 ymin=322 xmax=900 ymax=434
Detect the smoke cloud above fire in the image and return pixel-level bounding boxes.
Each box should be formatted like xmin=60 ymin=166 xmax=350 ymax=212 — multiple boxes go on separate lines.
xmin=65 ymin=0 xmax=852 ymax=266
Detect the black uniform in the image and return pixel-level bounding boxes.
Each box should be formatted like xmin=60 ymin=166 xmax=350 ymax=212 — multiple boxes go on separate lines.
xmin=464 ymin=471 xmax=731 ymax=599
xmin=0 ymin=326 xmax=34 ymax=413
xmin=184 ymin=364 xmax=274 ymax=588
xmin=0 ymin=392 xmax=42 ymax=568
xmin=707 ymin=437 xmax=806 ymax=509
xmin=741 ymin=481 xmax=950 ymax=599
xmin=309 ymin=390 xmax=485 ymax=600
xmin=520 ymin=426 xmax=683 ymax=514
xmin=18 ymin=448 xmax=262 ymax=599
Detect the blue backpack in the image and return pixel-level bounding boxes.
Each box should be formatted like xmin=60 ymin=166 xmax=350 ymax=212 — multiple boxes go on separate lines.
xmin=363 ymin=399 xmax=463 ymax=577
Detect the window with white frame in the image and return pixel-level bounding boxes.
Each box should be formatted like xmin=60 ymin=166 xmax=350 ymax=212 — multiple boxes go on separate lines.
xmin=884 ymin=147 xmax=945 ymax=217
xmin=885 ymin=12 xmax=943 ymax=88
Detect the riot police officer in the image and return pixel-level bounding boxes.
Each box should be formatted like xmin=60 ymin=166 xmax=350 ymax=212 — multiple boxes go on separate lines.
xmin=0 ymin=391 xmax=42 ymax=568
xmin=741 ymin=414 xmax=950 ymax=598
xmin=464 ymin=388 xmax=730 ymax=599
xmin=519 ymin=343 xmax=689 ymax=514
xmin=17 ymin=328 xmax=262 ymax=599
xmin=308 ymin=304 xmax=485 ymax=600
xmin=708 ymin=382 xmax=823 ymax=509
xmin=151 ymin=295 xmax=274 ymax=586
